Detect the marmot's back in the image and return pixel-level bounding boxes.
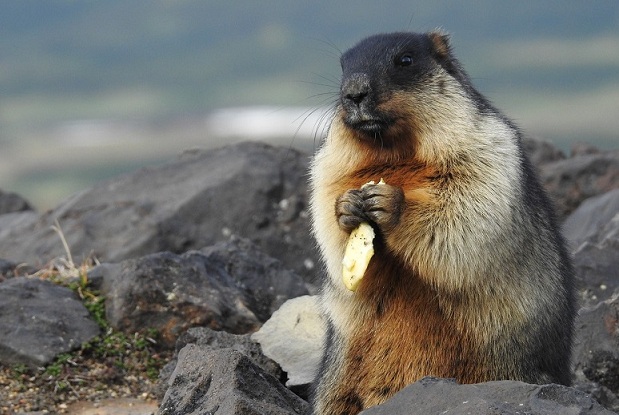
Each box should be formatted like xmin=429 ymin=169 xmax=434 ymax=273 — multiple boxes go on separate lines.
xmin=310 ymin=31 xmax=575 ymax=415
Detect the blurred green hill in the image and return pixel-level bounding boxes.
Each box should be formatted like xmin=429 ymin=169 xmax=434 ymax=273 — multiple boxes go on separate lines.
xmin=1 ymin=1 xmax=618 ymax=209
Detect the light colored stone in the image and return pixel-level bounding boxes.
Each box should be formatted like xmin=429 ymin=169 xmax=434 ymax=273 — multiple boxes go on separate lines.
xmin=252 ymin=295 xmax=325 ymax=387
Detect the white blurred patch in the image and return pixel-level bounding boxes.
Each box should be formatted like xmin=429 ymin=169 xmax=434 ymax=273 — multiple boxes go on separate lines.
xmin=204 ymin=106 xmax=332 ymax=141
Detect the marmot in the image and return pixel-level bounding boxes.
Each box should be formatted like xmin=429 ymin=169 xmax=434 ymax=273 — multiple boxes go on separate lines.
xmin=309 ymin=31 xmax=575 ymax=415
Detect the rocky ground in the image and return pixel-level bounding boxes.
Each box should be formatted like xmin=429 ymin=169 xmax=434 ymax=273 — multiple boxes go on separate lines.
xmin=0 ymin=139 xmax=618 ymax=414
xmin=0 ymin=346 xmax=167 ymax=414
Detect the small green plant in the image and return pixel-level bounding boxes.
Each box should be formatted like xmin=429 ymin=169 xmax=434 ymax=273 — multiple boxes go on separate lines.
xmin=11 ymin=363 xmax=29 ymax=379
xmin=84 ymin=295 xmax=107 ymax=329
xmin=44 ymin=353 xmax=73 ymax=377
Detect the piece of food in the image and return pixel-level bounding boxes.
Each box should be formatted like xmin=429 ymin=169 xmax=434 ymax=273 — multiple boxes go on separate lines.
xmin=342 ymin=222 xmax=375 ymax=291
xmin=341 ymin=179 xmax=385 ymax=291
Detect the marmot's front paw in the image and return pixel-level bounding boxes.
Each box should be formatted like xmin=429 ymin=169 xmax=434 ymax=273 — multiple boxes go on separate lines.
xmin=360 ymin=181 xmax=404 ymax=233
xmin=336 ymin=189 xmax=367 ymax=233
xmin=336 ymin=181 xmax=404 ymax=234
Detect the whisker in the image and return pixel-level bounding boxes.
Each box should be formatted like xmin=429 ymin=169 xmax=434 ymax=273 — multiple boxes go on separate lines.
xmin=307 ymin=36 xmax=343 ymax=60
xmin=309 ymin=72 xmax=341 ymax=87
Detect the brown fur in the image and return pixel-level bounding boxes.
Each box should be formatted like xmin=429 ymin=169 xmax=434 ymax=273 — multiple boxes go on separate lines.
xmin=330 ymin=264 xmax=486 ymax=411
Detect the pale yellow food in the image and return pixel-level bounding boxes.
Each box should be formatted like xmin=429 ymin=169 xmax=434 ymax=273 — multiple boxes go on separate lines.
xmin=341 ymin=179 xmax=385 ymax=291
xmin=342 ymin=222 xmax=376 ymax=291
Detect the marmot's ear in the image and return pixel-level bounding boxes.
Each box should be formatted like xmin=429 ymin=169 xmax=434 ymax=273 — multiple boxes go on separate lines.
xmin=429 ymin=30 xmax=450 ymax=59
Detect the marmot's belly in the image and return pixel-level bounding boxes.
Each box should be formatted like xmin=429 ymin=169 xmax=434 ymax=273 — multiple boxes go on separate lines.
xmin=331 ymin=301 xmax=491 ymax=410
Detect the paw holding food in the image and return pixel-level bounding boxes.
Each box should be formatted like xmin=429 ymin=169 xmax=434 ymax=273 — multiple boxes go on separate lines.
xmin=341 ymin=179 xmax=385 ymax=291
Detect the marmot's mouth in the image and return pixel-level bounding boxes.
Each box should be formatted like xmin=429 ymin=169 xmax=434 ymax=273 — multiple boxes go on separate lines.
xmin=343 ymin=114 xmax=393 ymax=138
xmin=343 ymin=108 xmax=391 ymax=135
xmin=354 ymin=119 xmax=386 ymax=134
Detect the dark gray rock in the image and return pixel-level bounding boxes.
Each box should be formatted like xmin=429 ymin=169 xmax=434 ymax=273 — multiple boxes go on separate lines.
xmin=0 ymin=259 xmax=17 ymax=282
xmin=0 ymin=211 xmax=39 ymax=256
xmin=540 ymin=150 xmax=619 ymax=220
xmin=157 ymin=326 xmax=285 ymax=400
xmin=563 ymin=189 xmax=619 ymax=306
xmin=0 ymin=277 xmax=100 ymax=367
xmin=157 ymin=344 xmax=310 ymax=415
xmin=360 ymin=377 xmax=615 ymax=415
xmin=0 ymin=142 xmax=318 ymax=282
xmin=563 ymin=189 xmax=619 ymax=249
xmin=81 ymin=261 xmax=116 ymax=291
xmin=199 ymin=237 xmax=311 ymax=321
xmin=176 ymin=327 xmax=283 ymax=381
xmin=572 ymin=143 xmax=602 ymax=157
xmin=98 ymin=238 xmax=308 ymax=347
xmin=572 ymin=239 xmax=619 ymax=307
xmin=0 ymin=189 xmax=33 ymax=215
xmin=523 ymin=136 xmax=566 ymax=167
xmin=572 ymin=295 xmax=619 ymax=412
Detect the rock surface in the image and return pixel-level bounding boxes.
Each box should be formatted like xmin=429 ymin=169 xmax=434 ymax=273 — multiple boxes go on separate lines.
xmin=563 ymin=189 xmax=619 ymax=306
xmin=98 ymin=237 xmax=308 ymax=348
xmin=360 ymin=377 xmax=616 ymax=415
xmin=0 ymin=189 xmax=33 ymax=215
xmin=0 ymin=211 xmax=39 ymax=253
xmin=572 ymin=295 xmax=619 ymax=412
xmin=174 ymin=327 xmax=283 ymax=382
xmin=0 ymin=142 xmax=318 ymax=282
xmin=522 ymin=136 xmax=566 ymax=167
xmin=0 ymin=277 xmax=100 ymax=367
xmin=564 ymin=189 xmax=619 ymax=249
xmin=571 ymin=142 xmax=604 ymax=157
xmin=157 ymin=344 xmax=310 ymax=415
xmin=200 ymin=237 xmax=312 ymax=322
xmin=539 ymin=150 xmax=619 ymax=220
xmin=156 ymin=326 xmax=285 ymax=400
xmin=0 ymin=259 xmax=18 ymax=282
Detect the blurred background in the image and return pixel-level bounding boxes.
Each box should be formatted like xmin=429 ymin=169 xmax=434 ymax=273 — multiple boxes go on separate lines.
xmin=1 ymin=0 xmax=618 ymax=210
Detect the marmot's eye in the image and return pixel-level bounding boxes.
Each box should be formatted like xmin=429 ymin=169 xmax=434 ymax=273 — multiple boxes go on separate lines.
xmin=396 ymin=54 xmax=413 ymax=66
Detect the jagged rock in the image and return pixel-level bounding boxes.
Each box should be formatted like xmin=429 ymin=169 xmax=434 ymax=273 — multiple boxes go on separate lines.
xmin=523 ymin=136 xmax=566 ymax=167
xmin=157 ymin=344 xmax=310 ymax=415
xmin=0 ymin=259 xmax=18 ymax=283
xmin=177 ymin=327 xmax=283 ymax=381
xmin=0 ymin=189 xmax=33 ymax=215
xmin=0 ymin=142 xmax=318 ymax=282
xmin=0 ymin=277 xmax=100 ymax=367
xmin=563 ymin=189 xmax=619 ymax=249
xmin=0 ymin=211 xmax=39 ymax=251
xmin=572 ymin=295 xmax=619 ymax=412
xmin=563 ymin=189 xmax=619 ymax=305
xmin=98 ymin=238 xmax=308 ymax=348
xmin=360 ymin=377 xmax=616 ymax=415
xmin=252 ymin=295 xmax=325 ymax=398
xmin=200 ymin=237 xmax=311 ymax=322
xmin=157 ymin=326 xmax=284 ymax=400
xmin=539 ymin=150 xmax=619 ymax=220
xmin=100 ymin=251 xmax=259 ymax=347
xmin=571 ymin=143 xmax=602 ymax=157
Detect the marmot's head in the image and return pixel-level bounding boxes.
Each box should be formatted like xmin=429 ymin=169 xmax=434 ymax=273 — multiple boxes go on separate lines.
xmin=335 ymin=31 xmax=486 ymax=159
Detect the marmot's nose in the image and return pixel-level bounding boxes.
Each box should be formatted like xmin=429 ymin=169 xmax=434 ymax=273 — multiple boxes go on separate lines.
xmin=342 ymin=73 xmax=371 ymax=105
